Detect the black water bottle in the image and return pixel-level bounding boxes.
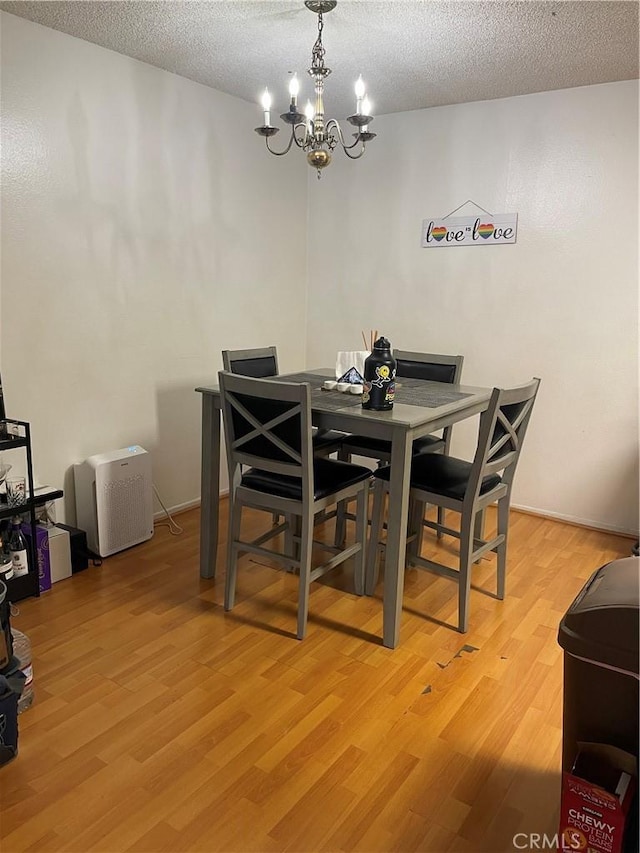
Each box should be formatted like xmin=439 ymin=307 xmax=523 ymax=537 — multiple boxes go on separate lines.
xmin=362 ymin=337 xmax=397 ymax=410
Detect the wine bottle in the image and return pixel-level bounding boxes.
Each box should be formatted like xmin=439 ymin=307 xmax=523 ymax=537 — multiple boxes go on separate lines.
xmin=0 ymin=522 xmax=13 ymax=582
xmin=8 ymin=519 xmax=28 ymax=578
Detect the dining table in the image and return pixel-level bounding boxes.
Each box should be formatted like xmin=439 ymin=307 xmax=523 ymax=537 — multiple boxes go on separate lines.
xmin=196 ymin=368 xmax=492 ymax=649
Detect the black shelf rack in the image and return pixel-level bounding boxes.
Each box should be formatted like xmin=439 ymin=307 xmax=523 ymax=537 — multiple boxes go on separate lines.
xmin=1 ymin=419 xmax=39 ymax=602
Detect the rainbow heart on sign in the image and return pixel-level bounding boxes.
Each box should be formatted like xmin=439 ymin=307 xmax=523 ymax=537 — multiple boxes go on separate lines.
xmin=432 ymin=226 xmax=447 ymax=241
xmin=478 ymin=223 xmax=494 ymax=239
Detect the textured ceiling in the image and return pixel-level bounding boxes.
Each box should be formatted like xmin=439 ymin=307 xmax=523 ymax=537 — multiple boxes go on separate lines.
xmin=1 ymin=1 xmax=638 ymax=119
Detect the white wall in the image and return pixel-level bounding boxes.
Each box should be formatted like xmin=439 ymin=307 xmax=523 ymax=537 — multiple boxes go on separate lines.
xmin=2 ymin=14 xmax=637 ymax=535
xmin=306 ymin=82 xmax=639 ymax=534
xmin=1 ymin=13 xmax=308 ymax=521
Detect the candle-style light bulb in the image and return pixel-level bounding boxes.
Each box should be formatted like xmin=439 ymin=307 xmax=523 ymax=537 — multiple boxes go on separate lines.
xmin=355 ymin=75 xmax=365 ymax=114
xmin=361 ymin=97 xmax=372 ymax=132
xmin=289 ymin=74 xmax=300 ymax=108
xmin=304 ymin=99 xmax=315 ymax=134
xmin=261 ymin=88 xmax=272 ymax=126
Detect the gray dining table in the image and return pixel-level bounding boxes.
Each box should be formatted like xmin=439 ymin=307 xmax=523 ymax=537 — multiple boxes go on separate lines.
xmin=196 ymin=368 xmax=492 ymax=649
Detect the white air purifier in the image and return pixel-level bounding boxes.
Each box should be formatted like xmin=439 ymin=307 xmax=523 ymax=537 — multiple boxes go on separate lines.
xmin=74 ymin=445 xmax=154 ymax=558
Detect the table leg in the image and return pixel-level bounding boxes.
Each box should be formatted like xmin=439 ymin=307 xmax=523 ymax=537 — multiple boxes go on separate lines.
xmin=200 ymin=395 xmax=221 ymax=579
xmin=382 ymin=431 xmax=413 ymax=649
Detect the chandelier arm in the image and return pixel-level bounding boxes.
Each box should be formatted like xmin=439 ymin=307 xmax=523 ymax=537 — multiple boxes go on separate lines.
xmin=264 ymin=127 xmax=298 ymax=156
xmin=326 ymin=119 xmax=367 ymax=158
xmin=340 ymin=141 xmax=366 ymax=160
xmin=292 ymin=123 xmax=310 ymax=148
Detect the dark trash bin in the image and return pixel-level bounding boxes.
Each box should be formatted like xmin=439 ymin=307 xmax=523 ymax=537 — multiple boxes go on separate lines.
xmin=558 ymin=556 xmax=639 ymax=852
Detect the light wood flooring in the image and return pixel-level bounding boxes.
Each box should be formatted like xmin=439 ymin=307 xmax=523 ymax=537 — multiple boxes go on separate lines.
xmin=0 ymin=502 xmax=633 ymax=852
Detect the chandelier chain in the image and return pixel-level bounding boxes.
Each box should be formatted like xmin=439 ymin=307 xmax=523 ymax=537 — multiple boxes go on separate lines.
xmin=312 ymin=12 xmax=325 ymax=72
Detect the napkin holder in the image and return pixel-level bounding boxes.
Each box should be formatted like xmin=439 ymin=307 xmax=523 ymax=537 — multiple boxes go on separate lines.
xmin=336 ymin=351 xmax=369 ymax=384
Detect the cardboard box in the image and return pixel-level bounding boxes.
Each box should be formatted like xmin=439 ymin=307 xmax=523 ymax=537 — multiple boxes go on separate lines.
xmin=559 ymin=743 xmax=637 ymax=853
xmin=48 ymin=527 xmax=71 ymax=584
xmin=21 ymin=524 xmax=72 ymax=589
xmin=21 ymin=524 xmax=51 ymax=593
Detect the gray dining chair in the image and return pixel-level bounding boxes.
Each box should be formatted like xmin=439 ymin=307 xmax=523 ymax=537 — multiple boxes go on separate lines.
xmin=219 ymin=371 xmax=371 ymax=639
xmin=335 ymin=351 xmax=464 ymax=545
xmin=222 ymin=346 xmax=279 ymax=378
xmin=365 ymin=377 xmax=540 ymax=633
xmin=338 ymin=351 xmax=464 ymax=464
xmin=222 ymin=347 xmax=345 ymax=457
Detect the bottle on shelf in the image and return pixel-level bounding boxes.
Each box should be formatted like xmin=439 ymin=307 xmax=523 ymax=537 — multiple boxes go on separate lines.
xmin=0 ymin=521 xmax=13 ymax=583
xmin=0 ymin=558 xmax=12 ymax=583
xmin=8 ymin=518 xmax=29 ymax=578
xmin=11 ymin=628 xmax=33 ymax=712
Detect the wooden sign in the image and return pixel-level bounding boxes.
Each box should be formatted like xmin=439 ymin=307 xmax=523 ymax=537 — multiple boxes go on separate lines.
xmin=421 ymin=213 xmax=518 ymax=248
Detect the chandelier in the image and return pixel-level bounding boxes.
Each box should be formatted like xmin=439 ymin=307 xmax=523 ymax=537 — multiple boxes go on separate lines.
xmin=254 ymin=0 xmax=375 ymax=178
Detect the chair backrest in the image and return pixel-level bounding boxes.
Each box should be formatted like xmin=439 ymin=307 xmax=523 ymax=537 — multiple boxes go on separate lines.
xmin=219 ymin=371 xmax=314 ymax=501
xmin=222 ymin=347 xmax=279 ymax=379
xmin=467 ymin=377 xmax=541 ymax=501
xmin=395 ymin=351 xmax=464 ymax=385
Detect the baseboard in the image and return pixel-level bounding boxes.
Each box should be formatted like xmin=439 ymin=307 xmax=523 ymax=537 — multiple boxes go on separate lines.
xmin=158 ymin=494 xmax=638 ymax=540
xmin=153 ymin=497 xmax=201 ymax=522
xmin=512 ymin=503 xmax=638 ymax=539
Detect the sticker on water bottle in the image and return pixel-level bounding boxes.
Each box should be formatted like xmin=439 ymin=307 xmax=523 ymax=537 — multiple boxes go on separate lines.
xmin=370 ymin=364 xmax=394 ymax=388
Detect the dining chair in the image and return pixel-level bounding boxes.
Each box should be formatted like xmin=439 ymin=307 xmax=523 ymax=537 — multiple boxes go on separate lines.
xmin=222 ymin=346 xmax=279 ymax=378
xmin=338 ymin=351 xmax=465 ymax=464
xmin=334 ymin=351 xmax=464 ymax=545
xmin=222 ymin=347 xmax=345 ymax=456
xmin=219 ymin=371 xmax=371 ymax=639
xmin=365 ymin=377 xmax=540 ymax=633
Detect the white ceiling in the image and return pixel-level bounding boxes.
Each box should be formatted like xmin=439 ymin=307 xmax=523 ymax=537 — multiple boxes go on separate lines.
xmin=1 ymin=1 xmax=638 ymax=120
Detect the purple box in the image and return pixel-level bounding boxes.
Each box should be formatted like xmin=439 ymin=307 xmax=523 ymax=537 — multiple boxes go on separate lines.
xmin=21 ymin=524 xmax=52 ymax=593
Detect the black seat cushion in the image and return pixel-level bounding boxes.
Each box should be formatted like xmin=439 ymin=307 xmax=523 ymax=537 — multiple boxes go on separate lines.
xmin=374 ymin=453 xmax=501 ymax=500
xmin=341 ymin=433 xmax=445 ymax=456
xmin=229 ymin=356 xmax=277 ymax=378
xmin=242 ymin=457 xmax=372 ymax=502
xmin=312 ymin=429 xmax=347 ymax=452
xmin=396 ymin=359 xmax=457 ymax=383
